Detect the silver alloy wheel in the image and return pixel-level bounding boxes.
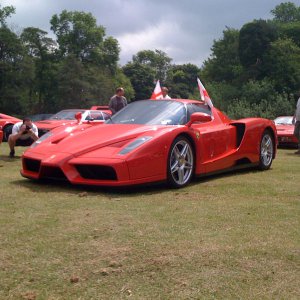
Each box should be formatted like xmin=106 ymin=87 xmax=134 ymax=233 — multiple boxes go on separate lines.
xmin=260 ymin=132 xmax=273 ymax=169
xmin=169 ymin=138 xmax=194 ymax=186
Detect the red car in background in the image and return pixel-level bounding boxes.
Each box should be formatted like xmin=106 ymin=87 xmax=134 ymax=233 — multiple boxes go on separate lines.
xmin=274 ymin=116 xmax=298 ymax=148
xmin=35 ymin=109 xmax=111 ymax=137
xmin=21 ymin=99 xmax=277 ymax=188
xmin=0 ymin=126 xmax=3 ymax=144
xmin=0 ymin=113 xmax=21 ymax=141
xmin=90 ymin=105 xmax=111 ymax=115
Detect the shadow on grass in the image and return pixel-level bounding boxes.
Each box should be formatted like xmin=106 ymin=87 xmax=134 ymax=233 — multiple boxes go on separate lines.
xmin=0 ymin=154 xmax=22 ymax=162
xmin=11 ymin=165 xmax=264 ymax=197
xmin=11 ymin=177 xmax=169 ymax=197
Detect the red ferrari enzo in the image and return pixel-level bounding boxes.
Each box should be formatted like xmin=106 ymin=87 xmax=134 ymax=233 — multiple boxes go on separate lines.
xmin=21 ymin=99 xmax=277 ymax=188
xmin=274 ymin=116 xmax=298 ymax=148
xmin=0 ymin=113 xmax=21 ymax=141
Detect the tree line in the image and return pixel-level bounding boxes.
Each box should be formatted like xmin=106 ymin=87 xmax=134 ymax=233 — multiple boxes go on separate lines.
xmin=0 ymin=2 xmax=299 ymax=119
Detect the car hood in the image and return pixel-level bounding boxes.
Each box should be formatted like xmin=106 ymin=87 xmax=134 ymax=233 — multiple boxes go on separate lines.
xmin=276 ymin=124 xmax=294 ymax=132
xmin=30 ymin=123 xmax=175 ymax=157
xmin=35 ymin=119 xmax=75 ymax=129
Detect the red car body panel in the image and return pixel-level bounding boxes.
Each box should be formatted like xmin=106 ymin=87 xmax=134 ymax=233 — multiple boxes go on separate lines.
xmin=0 ymin=113 xmax=21 ymax=141
xmin=0 ymin=127 xmax=3 ymax=143
xmin=21 ymin=99 xmax=277 ymax=187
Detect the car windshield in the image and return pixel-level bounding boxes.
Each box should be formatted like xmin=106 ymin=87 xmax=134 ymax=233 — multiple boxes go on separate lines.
xmin=274 ymin=116 xmax=293 ymax=125
xmin=108 ymin=100 xmax=188 ymax=125
xmin=49 ymin=110 xmax=85 ymax=120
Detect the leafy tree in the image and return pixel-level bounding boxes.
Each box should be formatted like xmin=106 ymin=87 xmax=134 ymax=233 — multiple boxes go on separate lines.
xmin=0 ymin=26 xmax=33 ymax=114
xmin=50 ymin=10 xmax=105 ymax=60
xmin=55 ymin=55 xmax=87 ymax=109
xmin=113 ymin=69 xmax=135 ymax=101
xmin=271 ymin=2 xmax=300 ymax=23
xmin=202 ymin=27 xmax=242 ymax=83
xmin=123 ymin=62 xmax=155 ymax=100
xmin=227 ymin=92 xmax=295 ymax=119
xmin=276 ymin=22 xmax=300 ymax=47
xmin=132 ymin=49 xmax=172 ymax=82
xmin=265 ymin=38 xmax=300 ymax=93
xmin=0 ymin=4 xmax=15 ymax=27
xmin=50 ymin=10 xmax=119 ymax=73
xmin=239 ymin=20 xmax=278 ymax=79
xmin=166 ymin=63 xmax=200 ymax=98
xmin=20 ymin=27 xmax=57 ymax=111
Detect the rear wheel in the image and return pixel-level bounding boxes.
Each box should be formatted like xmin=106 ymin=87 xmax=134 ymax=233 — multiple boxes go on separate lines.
xmin=258 ymin=130 xmax=274 ymax=170
xmin=167 ymin=136 xmax=194 ymax=188
xmin=3 ymin=124 xmax=13 ymax=142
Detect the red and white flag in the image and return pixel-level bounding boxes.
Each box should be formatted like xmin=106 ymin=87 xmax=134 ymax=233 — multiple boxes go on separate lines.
xmin=197 ymin=77 xmax=213 ymax=108
xmin=150 ymin=80 xmax=163 ymax=100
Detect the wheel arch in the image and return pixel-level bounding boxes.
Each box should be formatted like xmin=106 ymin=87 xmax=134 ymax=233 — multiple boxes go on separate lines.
xmin=2 ymin=123 xmax=14 ymax=141
xmin=263 ymin=126 xmax=277 ymax=159
xmin=172 ymin=132 xmax=197 ymax=170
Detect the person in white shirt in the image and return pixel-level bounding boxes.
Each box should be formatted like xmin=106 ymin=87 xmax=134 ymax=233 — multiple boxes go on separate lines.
xmin=162 ymin=87 xmax=171 ymax=99
xmin=8 ymin=117 xmax=39 ymax=157
xmin=294 ymin=95 xmax=300 ymax=154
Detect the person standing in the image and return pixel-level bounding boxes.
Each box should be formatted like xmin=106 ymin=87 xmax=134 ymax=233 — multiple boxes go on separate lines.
xmin=294 ymin=94 xmax=300 ymax=154
xmin=109 ymin=87 xmax=127 ymax=115
xmin=8 ymin=117 xmax=39 ymax=157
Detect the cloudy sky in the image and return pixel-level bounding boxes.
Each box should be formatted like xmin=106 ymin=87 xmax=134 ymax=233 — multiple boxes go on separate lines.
xmin=2 ymin=0 xmax=287 ymax=66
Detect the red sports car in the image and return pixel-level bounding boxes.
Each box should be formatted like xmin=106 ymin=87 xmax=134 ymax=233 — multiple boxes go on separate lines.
xmin=274 ymin=116 xmax=298 ymax=148
xmin=21 ymin=99 xmax=277 ymax=188
xmin=35 ymin=109 xmax=111 ymax=136
xmin=0 ymin=113 xmax=21 ymax=141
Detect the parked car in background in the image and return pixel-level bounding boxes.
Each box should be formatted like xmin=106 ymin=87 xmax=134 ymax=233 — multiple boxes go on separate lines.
xmin=90 ymin=105 xmax=112 ymax=115
xmin=21 ymin=99 xmax=277 ymax=188
xmin=0 ymin=113 xmax=21 ymax=141
xmin=35 ymin=109 xmax=111 ymax=136
xmin=274 ymin=116 xmax=298 ymax=148
xmin=28 ymin=114 xmax=54 ymax=122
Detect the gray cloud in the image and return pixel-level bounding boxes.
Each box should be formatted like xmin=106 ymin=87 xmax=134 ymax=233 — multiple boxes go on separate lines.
xmin=3 ymin=0 xmax=286 ymax=66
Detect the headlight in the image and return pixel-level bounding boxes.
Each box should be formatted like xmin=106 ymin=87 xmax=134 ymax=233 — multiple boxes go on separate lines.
xmin=118 ymin=136 xmax=153 ymax=155
xmin=30 ymin=131 xmax=53 ymax=148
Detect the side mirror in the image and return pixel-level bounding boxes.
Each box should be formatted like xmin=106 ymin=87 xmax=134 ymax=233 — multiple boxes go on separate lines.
xmin=186 ymin=112 xmax=212 ymax=127
xmin=75 ymin=112 xmax=82 ymax=123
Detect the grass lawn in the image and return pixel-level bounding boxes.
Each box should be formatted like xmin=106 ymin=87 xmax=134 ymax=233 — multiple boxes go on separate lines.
xmin=0 ymin=143 xmax=299 ymax=299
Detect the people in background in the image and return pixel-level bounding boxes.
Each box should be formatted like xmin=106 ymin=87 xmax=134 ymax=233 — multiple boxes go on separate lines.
xmin=109 ymin=87 xmax=127 ymax=115
xmin=8 ymin=117 xmax=39 ymax=157
xmin=293 ymin=93 xmax=300 ymax=154
xmin=162 ymin=87 xmax=171 ymax=99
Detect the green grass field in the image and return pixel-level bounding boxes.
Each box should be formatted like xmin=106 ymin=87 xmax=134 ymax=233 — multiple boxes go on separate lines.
xmin=0 ymin=143 xmax=299 ymax=299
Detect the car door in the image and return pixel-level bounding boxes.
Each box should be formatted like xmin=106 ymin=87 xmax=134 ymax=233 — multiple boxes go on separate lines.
xmin=187 ymin=104 xmax=237 ymax=173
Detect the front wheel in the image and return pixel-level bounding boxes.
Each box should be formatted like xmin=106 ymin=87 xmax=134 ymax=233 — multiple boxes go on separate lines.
xmin=167 ymin=136 xmax=195 ymax=188
xmin=258 ymin=130 xmax=274 ymax=170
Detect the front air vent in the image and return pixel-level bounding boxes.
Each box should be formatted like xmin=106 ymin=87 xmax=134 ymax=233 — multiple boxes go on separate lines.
xmin=24 ymin=158 xmax=41 ymax=172
xmin=75 ymin=165 xmax=117 ymax=180
xmin=40 ymin=166 xmax=67 ymax=180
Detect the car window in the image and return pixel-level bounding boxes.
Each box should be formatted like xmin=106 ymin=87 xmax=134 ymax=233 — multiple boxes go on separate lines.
xmin=108 ymin=100 xmax=187 ymax=125
xmin=274 ymin=116 xmax=293 ymax=125
xmin=50 ymin=110 xmax=85 ymax=120
xmin=186 ymin=103 xmax=212 ymax=121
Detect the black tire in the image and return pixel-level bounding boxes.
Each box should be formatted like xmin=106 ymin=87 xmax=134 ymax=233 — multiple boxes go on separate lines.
xmin=3 ymin=124 xmax=13 ymax=142
xmin=167 ymin=136 xmax=195 ymax=188
xmin=258 ymin=130 xmax=274 ymax=170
